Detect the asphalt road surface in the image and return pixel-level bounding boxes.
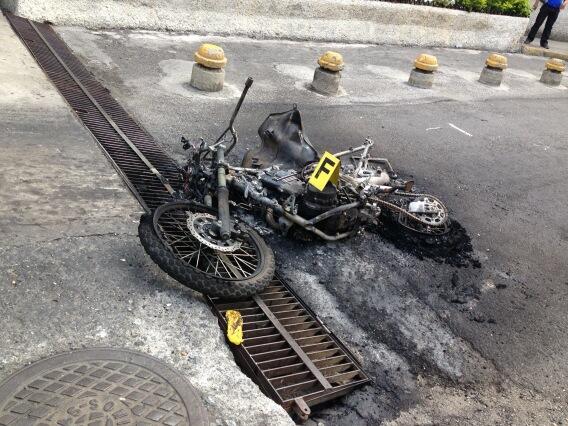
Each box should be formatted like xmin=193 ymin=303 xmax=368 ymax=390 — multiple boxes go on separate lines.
xmin=2 ymin=22 xmax=567 ymax=425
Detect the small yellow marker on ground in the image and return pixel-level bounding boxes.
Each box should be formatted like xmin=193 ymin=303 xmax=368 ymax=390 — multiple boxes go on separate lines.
xmin=545 ymin=57 xmax=566 ymax=72
xmin=225 ymin=310 xmax=243 ymax=345
xmin=414 ymin=53 xmax=439 ymax=72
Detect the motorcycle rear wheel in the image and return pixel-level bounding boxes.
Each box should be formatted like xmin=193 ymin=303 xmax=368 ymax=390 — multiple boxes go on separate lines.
xmin=138 ymin=201 xmax=275 ymax=299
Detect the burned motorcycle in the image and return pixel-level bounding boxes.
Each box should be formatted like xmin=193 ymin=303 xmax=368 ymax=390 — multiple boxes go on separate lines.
xmin=139 ymin=78 xmax=449 ymax=299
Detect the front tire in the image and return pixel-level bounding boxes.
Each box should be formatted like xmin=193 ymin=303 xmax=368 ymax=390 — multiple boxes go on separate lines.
xmin=138 ymin=201 xmax=275 ymax=299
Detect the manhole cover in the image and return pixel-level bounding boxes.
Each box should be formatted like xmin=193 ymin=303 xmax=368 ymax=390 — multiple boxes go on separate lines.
xmin=0 ymin=348 xmax=209 ymax=425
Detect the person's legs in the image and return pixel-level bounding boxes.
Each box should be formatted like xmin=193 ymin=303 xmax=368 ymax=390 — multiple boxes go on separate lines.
xmin=540 ymin=7 xmax=560 ymax=46
xmin=527 ymin=4 xmax=549 ymax=42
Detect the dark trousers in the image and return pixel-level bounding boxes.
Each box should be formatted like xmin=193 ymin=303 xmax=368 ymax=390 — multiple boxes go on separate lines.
xmin=527 ymin=3 xmax=560 ymax=45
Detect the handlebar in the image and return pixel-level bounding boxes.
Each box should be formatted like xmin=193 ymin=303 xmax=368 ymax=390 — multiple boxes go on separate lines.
xmin=208 ymin=77 xmax=254 ymax=156
xmin=229 ymin=77 xmax=253 ymax=128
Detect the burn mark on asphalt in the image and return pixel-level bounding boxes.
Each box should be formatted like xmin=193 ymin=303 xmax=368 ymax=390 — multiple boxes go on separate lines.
xmin=376 ymin=217 xmax=481 ymax=269
xmin=272 ymin=227 xmax=494 ymax=424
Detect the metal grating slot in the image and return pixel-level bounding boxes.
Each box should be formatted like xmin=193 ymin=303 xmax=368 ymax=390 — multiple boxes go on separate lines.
xmin=277 ymin=379 xmax=323 ymax=400
xmin=247 ymin=340 xmax=289 ymax=355
xmin=208 ymin=275 xmax=371 ymax=419
xmin=306 ymin=348 xmax=343 ymax=361
xmin=245 ymin=326 xmax=278 ymax=338
xmin=313 ymin=355 xmax=348 ymax=368
xmin=5 ymin=13 xmax=179 ymax=211
xmin=253 ymin=350 xmax=297 ymax=364
xmin=279 ymin=315 xmax=313 ymax=326
xmin=263 ymin=363 xmax=307 ymax=379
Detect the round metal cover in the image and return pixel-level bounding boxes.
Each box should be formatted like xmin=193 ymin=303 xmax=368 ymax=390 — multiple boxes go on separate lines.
xmin=0 ymin=348 xmax=209 ymax=425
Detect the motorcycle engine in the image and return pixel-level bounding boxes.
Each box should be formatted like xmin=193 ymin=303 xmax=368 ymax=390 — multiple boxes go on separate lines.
xmin=299 ymin=183 xmax=337 ymax=218
xmin=259 ymin=169 xmax=359 ymax=237
xmin=299 ymin=183 xmax=358 ymax=235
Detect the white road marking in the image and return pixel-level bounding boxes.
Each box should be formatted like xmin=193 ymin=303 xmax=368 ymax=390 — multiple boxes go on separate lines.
xmin=426 ymin=127 xmax=442 ymax=131
xmin=448 ymin=123 xmax=473 ymax=137
xmin=533 ymin=143 xmax=550 ymax=151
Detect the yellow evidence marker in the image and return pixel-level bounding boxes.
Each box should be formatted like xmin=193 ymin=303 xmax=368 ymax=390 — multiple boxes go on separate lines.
xmin=225 ymin=310 xmax=243 ymax=345
xmin=308 ymin=151 xmax=341 ymax=191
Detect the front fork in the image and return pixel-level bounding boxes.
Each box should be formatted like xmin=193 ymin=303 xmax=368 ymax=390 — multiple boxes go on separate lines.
xmin=215 ymin=145 xmax=231 ymax=240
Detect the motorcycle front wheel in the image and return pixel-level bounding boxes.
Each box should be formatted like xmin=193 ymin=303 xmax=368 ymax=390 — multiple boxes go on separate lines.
xmin=138 ymin=201 xmax=275 ymax=299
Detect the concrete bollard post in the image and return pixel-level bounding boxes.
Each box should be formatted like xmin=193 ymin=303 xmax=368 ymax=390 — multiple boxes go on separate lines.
xmin=479 ymin=53 xmax=507 ymax=86
xmin=190 ymin=43 xmax=227 ymax=92
xmin=408 ymin=54 xmax=438 ymax=89
xmin=311 ymin=51 xmax=344 ymax=96
xmin=540 ymin=58 xmax=565 ymax=86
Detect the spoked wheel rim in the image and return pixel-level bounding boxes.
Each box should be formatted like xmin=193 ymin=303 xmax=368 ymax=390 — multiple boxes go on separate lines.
xmin=153 ymin=202 xmax=263 ymax=281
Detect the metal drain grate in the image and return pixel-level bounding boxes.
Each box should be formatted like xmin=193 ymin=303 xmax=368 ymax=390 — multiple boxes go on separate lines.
xmin=5 ymin=13 xmax=179 ymax=211
xmin=208 ymin=275 xmax=371 ymax=420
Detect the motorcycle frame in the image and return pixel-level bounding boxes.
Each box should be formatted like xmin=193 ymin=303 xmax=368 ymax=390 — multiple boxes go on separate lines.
xmin=199 ymin=77 xmax=254 ymax=239
xmin=191 ymin=77 xmax=390 ymax=242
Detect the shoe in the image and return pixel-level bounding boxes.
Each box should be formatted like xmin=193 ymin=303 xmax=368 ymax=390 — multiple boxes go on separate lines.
xmin=540 ymin=42 xmax=549 ymax=49
xmin=524 ymin=38 xmax=533 ymax=44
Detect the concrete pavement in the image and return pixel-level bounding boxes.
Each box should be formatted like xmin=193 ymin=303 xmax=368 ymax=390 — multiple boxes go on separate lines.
xmin=2 ymin=19 xmax=568 ymax=425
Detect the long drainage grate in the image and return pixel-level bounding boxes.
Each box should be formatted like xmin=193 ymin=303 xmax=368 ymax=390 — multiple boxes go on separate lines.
xmin=6 ymin=13 xmax=371 ymax=420
xmin=208 ymin=276 xmax=371 ymax=420
xmin=5 ymin=13 xmax=179 ymax=212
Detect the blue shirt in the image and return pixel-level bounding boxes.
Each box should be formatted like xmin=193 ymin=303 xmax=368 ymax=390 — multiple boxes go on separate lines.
xmin=546 ymin=0 xmax=562 ymax=9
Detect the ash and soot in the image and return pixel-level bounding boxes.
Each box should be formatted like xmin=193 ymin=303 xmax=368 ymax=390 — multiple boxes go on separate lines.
xmin=378 ymin=217 xmax=481 ymax=268
xmin=270 ymin=218 xmax=490 ymax=424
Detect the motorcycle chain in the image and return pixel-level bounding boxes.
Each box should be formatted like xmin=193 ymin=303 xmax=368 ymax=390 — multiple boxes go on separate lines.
xmin=372 ymin=191 xmax=449 ymax=234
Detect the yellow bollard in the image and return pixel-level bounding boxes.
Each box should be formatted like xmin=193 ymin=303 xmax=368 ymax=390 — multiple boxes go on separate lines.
xmin=414 ymin=54 xmax=438 ymax=72
xmin=317 ymin=51 xmax=344 ymax=72
xmin=312 ymin=51 xmax=344 ymax=95
xmin=190 ymin=43 xmax=227 ymax=92
xmin=408 ymin=54 xmax=438 ymax=88
xmin=540 ymin=58 xmax=565 ymax=86
xmin=479 ymin=53 xmax=507 ymax=86
xmin=194 ymin=43 xmax=227 ymax=69
xmin=485 ymin=53 xmax=507 ymax=70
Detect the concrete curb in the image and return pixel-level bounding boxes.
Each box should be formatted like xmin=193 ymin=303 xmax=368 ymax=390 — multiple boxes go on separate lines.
xmin=521 ymin=44 xmax=568 ymax=61
xmin=1 ymin=0 xmax=529 ymax=51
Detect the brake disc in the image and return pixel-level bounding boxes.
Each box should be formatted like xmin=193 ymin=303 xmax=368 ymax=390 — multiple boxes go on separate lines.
xmin=186 ymin=212 xmax=241 ymax=252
